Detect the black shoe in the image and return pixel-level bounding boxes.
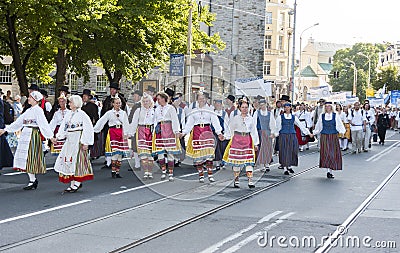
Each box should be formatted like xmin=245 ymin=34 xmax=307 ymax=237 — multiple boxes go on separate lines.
xmin=265 ymin=168 xmax=270 ymax=172
xmin=23 ymin=180 xmax=38 ymax=190
xmin=288 ymin=168 xmax=295 ymax=173
xmin=174 ymin=161 xmax=181 ymax=167
xmin=215 ymin=166 xmax=221 ymax=171
xmin=116 ymin=174 xmax=122 ymax=178
xmin=127 ymin=168 xmax=133 ymax=171
xmin=284 ymin=171 xmax=289 ymax=175
xmin=111 ymin=171 xmax=116 ymax=178
xmin=368 ymin=144 xmax=371 ymax=148
xmin=278 ymin=165 xmax=284 ymax=170
xmin=327 ymin=172 xmax=335 ymax=179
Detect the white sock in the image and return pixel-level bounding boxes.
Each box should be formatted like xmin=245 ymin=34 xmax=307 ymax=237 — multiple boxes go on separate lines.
xmin=75 ymin=181 xmax=81 ymax=187
xmin=134 ymin=152 xmax=140 ymax=167
xmin=284 ymin=167 xmax=288 ymax=172
xmin=27 ymin=173 xmax=36 ymax=182
xmin=106 ymin=156 xmax=112 ymax=166
xmin=70 ymin=181 xmax=75 ymax=188
xmin=343 ymin=139 xmax=348 ymax=148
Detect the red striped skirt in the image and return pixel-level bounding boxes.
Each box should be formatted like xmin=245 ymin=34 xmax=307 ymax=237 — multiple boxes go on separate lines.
xmin=186 ymin=125 xmax=215 ymax=163
xmin=152 ymin=122 xmax=181 ymax=155
xmin=320 ymin=134 xmax=342 ymax=170
xmin=223 ymin=133 xmax=255 ymax=166
xmin=137 ymin=125 xmax=153 ymax=157
xmin=106 ymin=128 xmax=130 ymax=157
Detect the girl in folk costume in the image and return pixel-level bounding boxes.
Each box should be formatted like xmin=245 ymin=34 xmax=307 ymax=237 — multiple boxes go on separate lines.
xmin=294 ymin=103 xmax=312 ymax=152
xmin=181 ymin=93 xmax=224 ymax=183
xmin=312 ymin=102 xmax=346 ymax=178
xmin=129 ymin=93 xmax=155 ymax=179
xmin=336 ymin=104 xmax=351 ymax=151
xmin=49 ymin=94 xmax=70 ymax=155
xmin=223 ymin=98 xmax=259 ymax=188
xmin=94 ymin=96 xmax=130 ymax=178
xmin=213 ymin=99 xmax=230 ymax=170
xmin=152 ymin=92 xmax=181 ymax=181
xmin=254 ymin=99 xmax=278 ymax=172
xmin=276 ymin=103 xmax=311 ymax=175
xmin=52 ymin=95 xmax=94 ymax=192
xmin=0 ymin=91 xmax=53 ymax=190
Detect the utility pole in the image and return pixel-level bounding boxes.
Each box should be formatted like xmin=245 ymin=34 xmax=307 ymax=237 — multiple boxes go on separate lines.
xmin=185 ymin=2 xmax=193 ymax=103
xmin=290 ymin=0 xmax=297 ymax=102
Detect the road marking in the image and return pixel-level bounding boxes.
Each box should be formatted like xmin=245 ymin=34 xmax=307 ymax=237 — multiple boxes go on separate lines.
xmin=366 ymin=141 xmax=400 ymax=161
xmin=221 ymin=212 xmax=295 ymax=253
xmin=0 ymin=199 xmax=91 ymax=225
xmin=199 ymin=211 xmax=283 ymax=253
xmin=371 ymin=143 xmax=400 ymax=162
xmin=3 ymin=167 xmax=54 ymax=176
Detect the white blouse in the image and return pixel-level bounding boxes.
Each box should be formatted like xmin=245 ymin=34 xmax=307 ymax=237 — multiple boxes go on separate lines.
xmin=338 ymin=111 xmax=349 ymax=123
xmin=94 ymin=109 xmax=130 ymax=134
xmin=226 ymin=114 xmax=259 ymax=146
xmin=129 ymin=107 xmax=155 ymax=134
xmin=275 ymin=113 xmax=311 ymax=136
xmin=313 ymin=112 xmax=346 ymax=135
xmin=56 ymin=110 xmax=94 ymax=146
xmin=153 ymin=104 xmax=180 ymax=134
xmin=50 ymin=108 xmax=70 ymax=132
xmin=183 ymin=107 xmax=222 ymax=135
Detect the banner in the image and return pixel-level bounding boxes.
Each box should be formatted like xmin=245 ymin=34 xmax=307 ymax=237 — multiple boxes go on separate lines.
xmin=329 ymin=92 xmax=347 ymax=102
xmin=235 ymin=78 xmax=272 ymax=97
xmin=169 ymin=54 xmax=184 ymax=76
xmin=368 ymin=98 xmax=384 ymax=107
xmin=390 ymin=90 xmax=400 ymax=104
xmin=306 ymin=85 xmax=330 ymax=101
xmin=345 ymin=96 xmax=359 ymax=105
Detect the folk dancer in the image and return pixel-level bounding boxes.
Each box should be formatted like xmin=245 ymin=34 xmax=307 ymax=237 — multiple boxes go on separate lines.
xmin=347 ymin=102 xmax=366 ymax=154
xmin=336 ymin=104 xmax=351 ymax=151
xmin=273 ymin=100 xmax=283 ymax=155
xmin=363 ymin=103 xmax=375 ymax=152
xmin=254 ymin=99 xmax=277 ymax=172
xmin=376 ymin=108 xmax=390 ymax=145
xmin=312 ymin=102 xmax=346 ymax=178
xmin=0 ymin=89 xmax=13 ymax=171
xmin=94 ymin=96 xmax=130 ymax=178
xmin=127 ymin=90 xmax=143 ymax=169
xmin=276 ymin=103 xmax=311 ymax=175
xmin=152 ymin=92 xmax=181 ymax=181
xmin=129 ymin=93 xmax=155 ymax=179
xmin=225 ymin=95 xmax=236 ymax=117
xmin=312 ymin=98 xmax=326 ymax=147
xmin=49 ymin=94 xmax=70 ymax=155
xmin=52 ymin=95 xmax=94 ymax=192
xmin=81 ymin=89 xmax=100 ymax=159
xmin=172 ymin=93 xmax=186 ymax=165
xmin=0 ymin=91 xmax=53 ymax=190
xmin=213 ymin=99 xmax=230 ymax=170
xmin=223 ymin=98 xmax=259 ymax=188
xmin=294 ymin=103 xmax=312 ymax=152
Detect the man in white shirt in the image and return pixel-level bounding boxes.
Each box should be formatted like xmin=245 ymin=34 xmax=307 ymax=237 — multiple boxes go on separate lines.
xmin=347 ymin=102 xmax=367 ymax=154
xmin=363 ymin=103 xmax=375 ymax=151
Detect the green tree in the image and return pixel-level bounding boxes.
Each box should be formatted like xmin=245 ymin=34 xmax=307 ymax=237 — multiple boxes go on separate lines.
xmin=373 ymin=65 xmax=400 ymax=91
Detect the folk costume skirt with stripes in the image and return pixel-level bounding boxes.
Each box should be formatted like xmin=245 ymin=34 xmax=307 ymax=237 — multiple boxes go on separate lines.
xmin=55 ymin=131 xmax=94 ymax=183
xmin=279 ymin=133 xmax=299 ymax=167
xmin=186 ymin=125 xmax=215 ymax=164
xmin=152 ymin=122 xmax=181 ymax=155
xmin=14 ymin=128 xmax=46 ymax=174
xmin=50 ymin=125 xmax=65 ymax=155
xmin=256 ymin=130 xmax=273 ymax=165
xmin=320 ymin=134 xmax=342 ymax=171
xmin=105 ymin=128 xmax=130 ymax=157
xmin=338 ymin=123 xmax=351 ymax=139
xmin=89 ymin=132 xmax=103 ymax=158
xmin=136 ymin=125 xmax=153 ymax=158
xmin=223 ymin=132 xmax=255 ymax=167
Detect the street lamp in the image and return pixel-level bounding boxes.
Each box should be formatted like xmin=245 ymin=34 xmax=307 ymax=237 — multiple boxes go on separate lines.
xmin=345 ymin=59 xmax=358 ymax=96
xmin=357 ymin=52 xmax=371 ymax=89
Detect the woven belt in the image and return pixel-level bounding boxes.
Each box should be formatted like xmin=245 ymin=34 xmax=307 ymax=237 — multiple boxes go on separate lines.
xmin=139 ymin=124 xmax=153 ymax=128
xmin=234 ymin=131 xmax=250 ymax=136
xmin=109 ymin=125 xmax=122 ymax=129
xmin=158 ymin=120 xmax=171 ymax=124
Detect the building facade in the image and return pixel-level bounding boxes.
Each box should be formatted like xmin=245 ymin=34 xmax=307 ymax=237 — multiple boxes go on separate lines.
xmin=379 ymin=42 xmax=400 ymax=68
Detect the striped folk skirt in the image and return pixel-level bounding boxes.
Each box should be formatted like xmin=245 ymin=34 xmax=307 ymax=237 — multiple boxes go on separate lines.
xmin=320 ymin=134 xmax=342 ymax=170
xmin=186 ymin=125 xmax=215 ymax=163
xmin=136 ymin=125 xmax=153 ymax=158
xmin=152 ymin=122 xmax=181 ymax=155
xmin=256 ymin=130 xmax=273 ymax=165
xmin=223 ymin=132 xmax=255 ymax=167
xmin=51 ymin=125 xmax=65 ymax=155
xmin=89 ymin=132 xmax=103 ymax=158
xmin=279 ymin=133 xmax=299 ymax=167
xmin=15 ymin=128 xmax=46 ymax=174
xmin=105 ymin=128 xmax=130 ymax=157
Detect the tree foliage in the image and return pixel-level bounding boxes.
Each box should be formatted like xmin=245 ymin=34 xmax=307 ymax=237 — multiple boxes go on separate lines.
xmin=374 ymin=65 xmax=400 ymax=91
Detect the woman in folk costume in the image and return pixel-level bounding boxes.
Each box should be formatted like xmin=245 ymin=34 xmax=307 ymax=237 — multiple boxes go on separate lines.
xmin=0 ymin=89 xmax=13 ymax=171
xmin=129 ymin=93 xmax=155 ymax=179
xmin=152 ymin=92 xmax=181 ymax=181
xmin=275 ymin=102 xmax=311 ymax=175
xmin=336 ymin=104 xmax=351 ymax=151
xmin=294 ymin=103 xmax=311 ymax=152
xmin=223 ymin=98 xmax=259 ymax=188
xmin=254 ymin=99 xmax=278 ymax=172
xmin=49 ymin=94 xmax=70 ymax=155
xmin=312 ymin=102 xmax=345 ymax=178
xmin=213 ymin=99 xmax=230 ymax=170
xmin=0 ymin=91 xmax=53 ymax=190
xmin=52 ymin=95 xmax=94 ymax=192
xmin=181 ymin=92 xmax=223 ymax=183
xmin=94 ymin=96 xmax=130 ymax=178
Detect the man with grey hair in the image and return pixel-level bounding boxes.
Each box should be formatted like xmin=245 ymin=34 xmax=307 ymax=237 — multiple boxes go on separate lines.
xmin=348 ymin=101 xmax=367 ymax=154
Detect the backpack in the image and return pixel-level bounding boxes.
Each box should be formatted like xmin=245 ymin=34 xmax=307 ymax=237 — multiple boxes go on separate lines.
xmin=351 ymin=109 xmax=363 ymax=118
xmin=3 ymin=101 xmax=14 ymax=124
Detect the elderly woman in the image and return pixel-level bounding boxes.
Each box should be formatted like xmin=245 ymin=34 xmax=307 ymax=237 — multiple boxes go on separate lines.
xmin=0 ymin=91 xmax=53 ymax=190
xmin=49 ymin=94 xmax=70 ymax=155
xmin=52 ymin=95 xmax=94 ymax=192
xmin=313 ymin=102 xmax=345 ymax=178
xmin=129 ymin=93 xmax=155 ymax=179
xmin=94 ymin=96 xmax=130 ymax=178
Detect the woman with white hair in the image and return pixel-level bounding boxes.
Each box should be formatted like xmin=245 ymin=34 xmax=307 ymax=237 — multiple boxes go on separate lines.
xmin=0 ymin=91 xmax=53 ymax=190
xmin=129 ymin=93 xmax=155 ymax=179
xmin=51 ymin=95 xmax=94 ymax=192
xmin=94 ymin=96 xmax=130 ymax=178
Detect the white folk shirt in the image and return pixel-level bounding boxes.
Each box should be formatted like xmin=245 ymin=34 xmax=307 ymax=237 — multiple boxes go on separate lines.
xmin=129 ymin=107 xmax=155 ymax=134
xmin=312 ymin=112 xmax=346 ymax=135
xmin=253 ymin=109 xmax=279 ymax=137
xmin=226 ymin=114 xmax=259 ymax=146
xmin=215 ymin=109 xmax=230 ymax=138
xmin=347 ymin=109 xmax=367 ymax=131
xmin=183 ymin=107 xmax=222 ymax=135
xmin=275 ymin=113 xmax=311 ymax=136
xmin=338 ymin=111 xmax=349 ymax=124
xmin=50 ymin=108 xmax=70 ymax=132
xmin=365 ymin=109 xmax=376 ymax=126
xmin=56 ymin=110 xmax=94 ymax=145
xmin=294 ymin=110 xmax=312 ymax=135
xmin=153 ymin=104 xmax=180 ymax=134
xmin=94 ymin=109 xmax=130 ymax=135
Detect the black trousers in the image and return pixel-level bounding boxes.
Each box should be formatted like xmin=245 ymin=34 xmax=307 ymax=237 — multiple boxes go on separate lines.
xmin=377 ymin=127 xmax=387 ymax=143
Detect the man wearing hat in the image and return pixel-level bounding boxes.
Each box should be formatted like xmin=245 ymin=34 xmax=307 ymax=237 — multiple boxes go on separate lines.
xmin=165 ymin=88 xmax=175 ymax=101
xmin=213 ymin=98 xmax=229 ymax=170
xmin=0 ymin=88 xmax=14 ymax=172
xmin=225 ymin=95 xmax=236 ymax=117
xmin=39 ymin=89 xmax=52 ymax=122
xmin=81 ymin=89 xmax=101 ymax=159
xmin=146 ymin=86 xmax=156 ymax=102
xmin=127 ymin=90 xmax=143 ymax=169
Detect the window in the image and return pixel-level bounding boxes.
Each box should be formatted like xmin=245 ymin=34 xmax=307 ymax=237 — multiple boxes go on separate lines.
xmin=265 ymin=35 xmax=272 ymax=49
xmin=279 ymin=36 xmax=284 ymax=50
xmin=279 ymin=13 xmax=285 ymax=28
xmin=264 ymin=61 xmax=271 ymax=75
xmin=266 ymin=12 xmax=272 ymax=24
xmin=0 ymin=65 xmax=12 ymax=84
xmin=96 ymin=75 xmax=107 ymax=92
xmin=279 ymin=61 xmax=284 ymax=76
xmin=69 ymin=73 xmax=78 ymax=91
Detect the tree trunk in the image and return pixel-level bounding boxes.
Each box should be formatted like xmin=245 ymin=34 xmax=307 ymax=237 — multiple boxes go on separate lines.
xmin=99 ymin=53 xmax=123 ymax=85
xmin=55 ymin=47 xmax=67 ymax=98
xmin=110 ymin=70 xmax=123 ymax=84
xmin=6 ymin=12 xmax=28 ymax=96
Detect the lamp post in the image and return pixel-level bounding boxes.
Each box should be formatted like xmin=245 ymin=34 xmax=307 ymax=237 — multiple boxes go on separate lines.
xmin=290 ymin=0 xmax=297 ymax=102
xmin=184 ymin=2 xmax=193 ymax=103
xmin=357 ymin=52 xmax=371 ymax=89
xmin=345 ymin=59 xmax=358 ymax=96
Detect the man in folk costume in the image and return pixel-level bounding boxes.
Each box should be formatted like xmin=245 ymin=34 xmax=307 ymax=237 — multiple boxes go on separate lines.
xmin=275 ymin=102 xmax=311 ymax=175
xmin=94 ymin=96 xmax=130 ymax=178
xmin=294 ymin=103 xmax=312 ymax=151
xmin=172 ymin=93 xmax=186 ymax=165
xmin=49 ymin=94 xmax=70 ymax=155
xmin=254 ymin=99 xmax=278 ymax=172
xmin=347 ymin=101 xmax=366 ymax=154
xmin=0 ymin=88 xmax=13 ymax=172
xmin=129 ymin=93 xmax=155 ymax=179
xmin=127 ymin=90 xmax=143 ymax=169
xmin=81 ymin=89 xmax=101 ymax=159
xmin=223 ymin=98 xmax=259 ymax=188
xmin=312 ymin=102 xmax=346 ymax=178
xmin=152 ymin=92 xmax=181 ymax=181
xmin=225 ymin=95 xmax=236 ymax=117
xmin=52 ymin=95 xmax=94 ymax=192
xmin=273 ymin=99 xmax=283 ymax=155
xmin=145 ymin=86 xmax=157 ymax=103
xmin=362 ymin=103 xmax=375 ymax=152
xmin=213 ymin=99 xmax=230 ymax=170
xmin=312 ymin=98 xmax=326 ymax=147
xmin=39 ymin=89 xmax=52 ymax=122
xmin=0 ymin=91 xmax=53 ymax=190
xmin=100 ymin=83 xmax=127 ymax=169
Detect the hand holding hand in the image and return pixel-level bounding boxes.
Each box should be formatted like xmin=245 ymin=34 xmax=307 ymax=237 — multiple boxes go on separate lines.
xmin=218 ymin=134 xmax=225 ymax=141
xmin=309 ymin=134 xmax=314 ymax=138
xmin=0 ymin=129 xmax=5 ymax=136
xmin=254 ymin=146 xmax=259 ymax=152
xmin=82 ymin=144 xmax=89 ymax=151
xmin=50 ymin=138 xmax=57 ymax=144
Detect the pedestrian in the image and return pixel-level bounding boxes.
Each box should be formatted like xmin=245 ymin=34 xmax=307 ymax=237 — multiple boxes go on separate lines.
xmin=376 ymin=108 xmax=390 ymax=145
xmin=49 ymin=94 xmax=70 ymax=155
xmin=129 ymin=93 xmax=155 ymax=179
xmin=347 ymin=102 xmax=366 ymax=154
xmin=152 ymin=92 xmax=181 ymax=181
xmin=0 ymin=88 xmax=13 ymax=172
xmin=52 ymin=95 xmax=94 ymax=192
xmin=223 ymin=98 xmax=259 ymax=188
xmin=181 ymin=92 xmax=223 ymax=183
xmin=275 ymin=102 xmax=311 ymax=175
xmin=94 ymin=96 xmax=130 ymax=178
xmin=0 ymin=91 xmax=53 ymax=190
xmin=312 ymin=102 xmax=346 ymax=178
xmin=81 ymin=89 xmax=100 ymax=159
xmin=363 ymin=103 xmax=375 ymax=151
xmin=337 ymin=104 xmax=350 ymax=151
